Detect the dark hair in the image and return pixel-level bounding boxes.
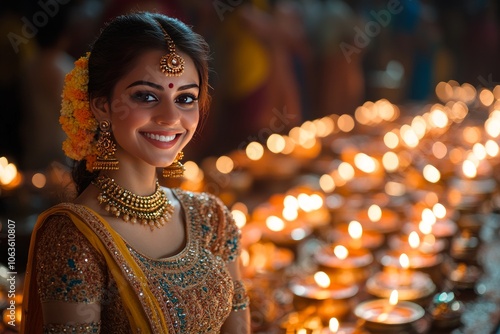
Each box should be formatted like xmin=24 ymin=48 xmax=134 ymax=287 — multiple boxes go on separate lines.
xmin=72 ymin=12 xmax=211 ymax=195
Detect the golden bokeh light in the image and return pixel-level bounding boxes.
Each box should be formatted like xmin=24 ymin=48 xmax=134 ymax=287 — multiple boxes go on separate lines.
xmin=337 ymin=114 xmax=355 ymax=132
xmin=266 ymin=216 xmax=285 ymax=232
xmin=338 ymin=162 xmax=355 ymax=181
xmin=479 ymin=89 xmax=494 ymax=106
xmin=246 ymin=142 xmax=264 ymax=160
xmin=423 ymin=164 xmax=441 ymax=183
xmin=432 ymin=141 xmax=447 ymax=159
xmin=319 ymin=174 xmax=336 ymax=193
xmin=382 ymin=151 xmax=399 ymax=172
xmin=267 ymin=134 xmax=286 ymax=154
xmin=216 ymin=155 xmax=234 ymax=174
xmin=384 ymin=131 xmax=399 ymax=149
xmin=32 ymin=173 xmax=46 ymax=189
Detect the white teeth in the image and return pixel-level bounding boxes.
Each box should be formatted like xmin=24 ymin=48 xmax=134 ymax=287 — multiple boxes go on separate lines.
xmin=144 ymin=133 xmax=176 ymax=142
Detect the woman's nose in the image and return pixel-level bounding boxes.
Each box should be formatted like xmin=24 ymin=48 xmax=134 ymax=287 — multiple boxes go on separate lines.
xmin=154 ymin=102 xmax=180 ymax=125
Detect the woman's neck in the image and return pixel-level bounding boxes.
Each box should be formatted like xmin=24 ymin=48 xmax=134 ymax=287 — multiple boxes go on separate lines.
xmin=101 ymin=165 xmax=158 ymax=196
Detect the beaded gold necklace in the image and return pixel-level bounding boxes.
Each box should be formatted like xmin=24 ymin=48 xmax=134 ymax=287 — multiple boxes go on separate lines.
xmin=92 ymin=175 xmax=174 ymax=230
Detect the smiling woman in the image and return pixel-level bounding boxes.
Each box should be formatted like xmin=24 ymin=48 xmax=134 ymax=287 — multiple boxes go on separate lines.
xmin=21 ymin=12 xmax=250 ymax=334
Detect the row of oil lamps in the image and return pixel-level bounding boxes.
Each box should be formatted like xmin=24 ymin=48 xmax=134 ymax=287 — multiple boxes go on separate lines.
xmin=234 ymin=184 xmax=478 ymax=333
xmin=1 ymin=80 xmax=499 ymax=332
xmin=224 ymin=81 xmax=500 ymax=333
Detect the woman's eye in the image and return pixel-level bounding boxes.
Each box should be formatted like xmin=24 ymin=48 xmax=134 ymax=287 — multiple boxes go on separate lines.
xmin=132 ymin=91 xmax=158 ymax=103
xmin=175 ymin=94 xmax=198 ymax=105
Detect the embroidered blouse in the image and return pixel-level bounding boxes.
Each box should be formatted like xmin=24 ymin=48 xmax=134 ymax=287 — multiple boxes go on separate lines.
xmin=34 ymin=189 xmax=247 ymax=333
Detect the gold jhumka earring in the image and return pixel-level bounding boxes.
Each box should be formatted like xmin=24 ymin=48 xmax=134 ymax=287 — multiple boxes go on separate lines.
xmin=93 ymin=120 xmax=119 ymax=171
xmin=157 ymin=22 xmax=185 ymax=76
xmin=163 ymin=151 xmax=185 ymax=178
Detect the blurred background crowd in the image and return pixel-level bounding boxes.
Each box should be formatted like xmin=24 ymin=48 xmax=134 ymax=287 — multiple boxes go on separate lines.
xmin=0 ymin=0 xmax=499 ymax=171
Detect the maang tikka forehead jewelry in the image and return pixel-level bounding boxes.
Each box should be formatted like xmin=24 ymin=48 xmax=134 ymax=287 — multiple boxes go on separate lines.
xmin=157 ymin=22 xmax=185 ymax=76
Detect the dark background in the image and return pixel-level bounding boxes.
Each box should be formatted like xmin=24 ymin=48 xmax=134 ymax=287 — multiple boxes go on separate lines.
xmin=0 ymin=0 xmax=499 ymax=273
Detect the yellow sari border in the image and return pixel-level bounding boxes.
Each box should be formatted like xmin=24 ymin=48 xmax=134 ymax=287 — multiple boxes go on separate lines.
xmin=21 ymin=203 xmax=169 ymax=333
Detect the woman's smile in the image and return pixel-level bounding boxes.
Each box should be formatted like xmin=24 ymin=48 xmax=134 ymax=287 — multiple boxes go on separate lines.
xmin=141 ymin=131 xmax=181 ymax=148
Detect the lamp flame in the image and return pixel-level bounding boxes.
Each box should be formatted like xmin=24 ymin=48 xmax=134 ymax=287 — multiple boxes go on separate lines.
xmin=399 ymin=253 xmax=410 ymax=269
xmin=314 ymin=271 xmax=331 ymax=289
xmin=231 ymin=209 xmax=247 ymax=228
xmin=329 ymin=317 xmax=339 ymax=333
xmin=421 ymin=208 xmax=436 ymax=225
xmin=419 ymin=220 xmax=433 ymax=235
xmin=368 ymin=204 xmax=382 ymax=222
xmin=348 ymin=220 xmax=363 ymax=240
xmin=389 ymin=289 xmax=399 ymax=305
xmin=408 ymin=231 xmax=420 ymax=249
xmin=266 ymin=216 xmax=285 ymax=232
xmin=333 ymin=245 xmax=349 ymax=260
xmin=462 ymin=159 xmax=477 ymax=178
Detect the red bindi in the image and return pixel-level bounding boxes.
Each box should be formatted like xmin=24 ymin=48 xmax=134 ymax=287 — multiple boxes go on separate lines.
xmin=168 ymin=83 xmax=174 ymax=89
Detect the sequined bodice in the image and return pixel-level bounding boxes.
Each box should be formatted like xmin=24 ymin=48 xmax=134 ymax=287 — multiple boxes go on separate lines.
xmin=35 ymin=189 xmax=241 ymax=333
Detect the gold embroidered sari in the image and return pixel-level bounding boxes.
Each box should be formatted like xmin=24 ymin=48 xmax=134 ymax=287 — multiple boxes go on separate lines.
xmin=21 ymin=189 xmax=243 ymax=333
xmin=21 ymin=203 xmax=168 ymax=333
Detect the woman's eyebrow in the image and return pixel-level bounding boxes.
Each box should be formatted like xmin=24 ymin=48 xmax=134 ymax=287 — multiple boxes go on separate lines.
xmin=177 ymin=83 xmax=200 ymax=91
xmin=126 ymin=80 xmax=164 ymax=90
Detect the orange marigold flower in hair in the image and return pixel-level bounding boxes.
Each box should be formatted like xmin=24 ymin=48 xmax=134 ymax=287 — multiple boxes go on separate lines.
xmin=59 ymin=52 xmax=98 ymax=170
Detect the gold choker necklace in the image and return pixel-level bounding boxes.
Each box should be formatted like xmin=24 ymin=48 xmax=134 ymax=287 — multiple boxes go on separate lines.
xmin=93 ymin=175 xmax=174 ymax=230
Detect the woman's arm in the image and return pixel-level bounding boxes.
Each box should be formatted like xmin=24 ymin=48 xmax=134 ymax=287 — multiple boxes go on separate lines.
xmin=41 ymin=302 xmax=101 ymax=332
xmin=221 ymin=259 xmax=251 ymax=334
xmin=36 ymin=215 xmax=105 ymax=332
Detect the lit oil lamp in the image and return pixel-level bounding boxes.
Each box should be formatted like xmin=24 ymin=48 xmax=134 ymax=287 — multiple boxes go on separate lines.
xmin=429 ymin=217 xmax=458 ymax=241
xmin=389 ymin=229 xmax=446 ymax=255
xmin=279 ymin=308 xmax=323 ymax=334
xmin=321 ymin=317 xmax=356 ymax=334
xmin=241 ymin=242 xmax=294 ymax=279
xmin=378 ymin=246 xmax=443 ymax=286
xmin=352 ymin=204 xmax=400 ymax=235
xmin=416 ymin=209 xmax=442 ymax=250
xmin=402 ymin=205 xmax=457 ymax=247
xmin=354 ymin=290 xmax=425 ymax=332
xmin=252 ymin=194 xmax=313 ymax=250
xmin=448 ymin=154 xmax=497 ymax=210
xmin=0 ymin=156 xmax=22 ymax=190
xmin=293 ymin=191 xmax=331 ymax=229
xmin=290 ymin=271 xmax=358 ymax=322
xmin=366 ymin=252 xmax=436 ymax=306
xmin=344 ymin=152 xmax=386 ymax=193
xmin=289 ymin=124 xmax=322 ymax=161
xmin=259 ymin=214 xmax=312 ymax=248
xmin=314 ymin=244 xmax=374 ymax=285
xmin=328 ymin=220 xmax=384 ymax=251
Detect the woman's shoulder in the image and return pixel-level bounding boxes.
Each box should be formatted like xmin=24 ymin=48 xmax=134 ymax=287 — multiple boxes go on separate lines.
xmin=38 ymin=203 xmax=86 ymax=236
xmin=37 ymin=202 xmax=106 ymax=262
xmin=171 ymin=188 xmax=226 ymax=212
xmin=37 ymin=202 xmax=103 ymax=240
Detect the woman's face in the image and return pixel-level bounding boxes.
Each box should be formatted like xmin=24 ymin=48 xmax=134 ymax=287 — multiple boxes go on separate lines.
xmin=105 ymin=50 xmax=200 ymax=168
